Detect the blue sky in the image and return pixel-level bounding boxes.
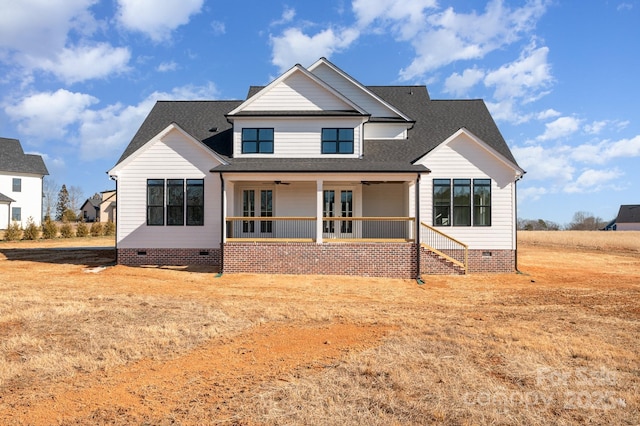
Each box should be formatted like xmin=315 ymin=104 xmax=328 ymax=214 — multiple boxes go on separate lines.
xmin=1 ymin=0 xmax=638 ymax=225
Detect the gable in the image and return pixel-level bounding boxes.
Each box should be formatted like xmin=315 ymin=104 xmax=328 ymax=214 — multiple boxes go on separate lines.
xmin=416 ymin=129 xmax=524 ymax=185
xmin=109 ymin=123 xmax=227 ymax=176
xmin=228 ymin=65 xmax=365 ymax=115
xmin=617 ymin=205 xmax=640 ymax=223
xmin=309 ymin=59 xmax=412 ymax=120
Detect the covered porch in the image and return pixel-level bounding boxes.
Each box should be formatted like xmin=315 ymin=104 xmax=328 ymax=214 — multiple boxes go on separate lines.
xmin=221 ymin=173 xmax=419 ymax=244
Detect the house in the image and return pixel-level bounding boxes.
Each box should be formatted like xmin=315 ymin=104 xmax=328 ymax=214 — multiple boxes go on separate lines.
xmin=0 ymin=137 xmax=49 ymax=229
xmin=612 ymin=205 xmax=640 ymax=231
xmin=80 ymin=190 xmax=116 ymax=222
xmin=109 ymin=58 xmax=524 ymax=278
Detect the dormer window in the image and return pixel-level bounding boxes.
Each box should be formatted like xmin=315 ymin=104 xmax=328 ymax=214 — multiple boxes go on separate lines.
xmin=322 ymin=128 xmax=354 ymax=154
xmin=242 ymin=128 xmax=274 ymax=154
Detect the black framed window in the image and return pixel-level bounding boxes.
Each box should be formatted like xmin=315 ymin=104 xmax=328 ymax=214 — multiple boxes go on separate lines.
xmin=433 ymin=179 xmax=451 ymax=226
xmin=322 ymin=128 xmax=354 ymax=154
xmin=186 ymin=179 xmax=204 ymax=226
xmin=453 ymin=179 xmax=471 ymax=226
xmin=167 ymin=179 xmax=184 ymax=225
xmin=473 ymin=179 xmax=491 ymax=226
xmin=12 ymin=178 xmax=21 ymax=192
xmin=434 ymin=178 xmax=492 ymax=227
xmin=147 ymin=179 xmax=164 ymax=225
xmin=242 ymin=128 xmax=274 ymax=153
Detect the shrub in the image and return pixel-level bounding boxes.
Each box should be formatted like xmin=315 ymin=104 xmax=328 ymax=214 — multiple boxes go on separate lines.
xmin=90 ymin=221 xmax=104 ymax=237
xmin=76 ymin=221 xmax=89 ymax=237
xmin=42 ymin=218 xmax=58 ymax=239
xmin=62 ymin=208 xmax=77 ymax=222
xmin=4 ymin=222 xmax=22 ymax=241
xmin=59 ymin=222 xmax=75 ymax=238
xmin=104 ymin=221 xmax=116 ymax=236
xmin=22 ymin=217 xmax=39 ymax=240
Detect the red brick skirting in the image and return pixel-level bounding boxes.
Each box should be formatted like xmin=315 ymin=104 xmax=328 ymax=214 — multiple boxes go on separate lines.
xmin=117 ymin=244 xmax=515 ymax=276
xmin=118 ymin=248 xmax=221 ymax=266
xmin=223 ymin=242 xmax=418 ymax=278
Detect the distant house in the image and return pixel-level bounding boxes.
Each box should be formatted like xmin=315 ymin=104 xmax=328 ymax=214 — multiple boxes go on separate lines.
xmin=0 ymin=137 xmax=49 ymax=229
xmin=80 ymin=190 xmax=116 ymax=222
xmin=613 ymin=205 xmax=640 ymax=231
xmin=109 ymin=58 xmax=524 ymax=277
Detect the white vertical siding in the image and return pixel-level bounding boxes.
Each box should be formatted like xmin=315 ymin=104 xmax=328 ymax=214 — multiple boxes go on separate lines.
xmin=233 ymin=117 xmax=363 ymax=158
xmin=115 ymin=129 xmax=222 ymax=249
xmin=244 ymin=72 xmax=353 ymax=111
xmin=0 ymin=172 xmax=43 ymax=228
xmin=310 ymin=63 xmax=400 ymax=118
xmin=416 ymin=134 xmax=518 ymax=250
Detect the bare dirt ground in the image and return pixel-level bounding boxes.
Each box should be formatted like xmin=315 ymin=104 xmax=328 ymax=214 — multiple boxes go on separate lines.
xmin=0 ymin=234 xmax=638 ymax=425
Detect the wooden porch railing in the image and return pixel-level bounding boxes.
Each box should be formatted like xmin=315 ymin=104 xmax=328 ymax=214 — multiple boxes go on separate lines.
xmin=225 ymin=217 xmax=415 ymax=242
xmin=420 ymin=222 xmax=468 ymax=272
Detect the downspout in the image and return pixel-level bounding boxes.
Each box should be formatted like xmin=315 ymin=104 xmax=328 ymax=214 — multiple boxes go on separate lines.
xmin=217 ymin=173 xmax=225 ymax=277
xmin=415 ymin=173 xmax=424 ymax=284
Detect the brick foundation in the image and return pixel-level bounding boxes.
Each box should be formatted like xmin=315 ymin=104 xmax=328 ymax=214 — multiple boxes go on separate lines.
xmin=118 ymin=248 xmax=221 ymax=266
xmin=223 ymin=242 xmax=418 ymax=278
xmin=116 ymin=244 xmax=515 ymax=276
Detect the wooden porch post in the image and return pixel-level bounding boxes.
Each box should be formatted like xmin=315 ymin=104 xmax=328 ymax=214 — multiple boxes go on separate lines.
xmin=316 ymin=179 xmax=323 ymax=243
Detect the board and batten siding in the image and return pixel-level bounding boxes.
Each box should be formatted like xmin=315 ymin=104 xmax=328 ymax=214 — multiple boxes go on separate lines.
xmin=244 ymin=72 xmax=353 ymax=112
xmin=115 ymin=129 xmax=222 ymax=249
xmin=310 ymin=62 xmax=401 ymax=118
xmin=233 ymin=117 xmax=364 ymax=158
xmin=0 ymin=172 xmax=44 ymax=227
xmin=416 ymin=133 xmax=518 ymax=250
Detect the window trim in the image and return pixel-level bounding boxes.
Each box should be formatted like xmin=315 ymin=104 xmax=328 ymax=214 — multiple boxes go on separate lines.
xmin=321 ymin=128 xmax=354 ymax=154
xmin=147 ymin=179 xmax=165 ymax=226
xmin=473 ymin=179 xmax=492 ymax=226
xmin=11 ymin=207 xmax=21 ymax=222
xmin=186 ymin=179 xmax=204 ymax=226
xmin=12 ymin=178 xmax=21 ymax=192
xmin=452 ymin=179 xmax=471 ymax=227
xmin=433 ymin=178 xmax=492 ymax=227
xmin=167 ymin=179 xmax=184 ymax=226
xmin=241 ymin=128 xmax=274 ymax=154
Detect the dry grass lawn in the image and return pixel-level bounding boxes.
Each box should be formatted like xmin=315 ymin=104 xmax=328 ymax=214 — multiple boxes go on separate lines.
xmin=0 ymin=232 xmax=638 ymax=425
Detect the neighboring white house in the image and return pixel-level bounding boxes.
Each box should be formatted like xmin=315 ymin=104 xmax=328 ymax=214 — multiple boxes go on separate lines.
xmin=109 ymin=58 xmax=524 ymax=278
xmin=0 ymin=138 xmax=49 ymax=229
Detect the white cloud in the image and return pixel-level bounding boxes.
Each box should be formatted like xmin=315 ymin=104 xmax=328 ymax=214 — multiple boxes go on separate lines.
xmin=4 ymin=89 xmax=98 ymax=139
xmin=270 ymin=27 xmax=359 ymax=72
xmin=484 ymin=43 xmax=552 ymax=101
xmin=511 ymin=144 xmax=575 ymax=184
xmin=399 ymin=0 xmax=549 ymax=80
xmin=564 ymin=168 xmax=623 ymax=193
xmin=0 ymin=0 xmax=97 ymax=58
xmin=210 ymin=20 xmax=226 ymax=35
xmin=116 ymin=0 xmax=204 ymax=41
xmin=352 ymin=0 xmax=437 ymax=39
xmin=572 ymin=135 xmax=640 ymax=164
xmin=537 ymin=109 xmax=561 ymax=120
xmin=444 ymin=67 xmax=485 ymax=96
xmin=537 ymin=116 xmax=581 ymax=141
xmin=271 ymin=7 xmax=296 ymax=26
xmin=157 ymin=61 xmax=178 ymax=72
xmin=4 ymin=83 xmax=219 ymax=161
xmin=518 ymin=185 xmax=548 ymax=202
xmin=34 ymin=44 xmax=131 ymax=84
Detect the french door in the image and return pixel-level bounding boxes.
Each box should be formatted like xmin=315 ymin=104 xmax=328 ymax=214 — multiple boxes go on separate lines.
xmin=323 ymin=189 xmax=353 ymax=237
xmin=241 ymin=189 xmax=273 ymax=235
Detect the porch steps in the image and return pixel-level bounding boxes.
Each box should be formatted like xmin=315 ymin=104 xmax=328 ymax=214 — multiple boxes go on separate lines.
xmin=420 ymin=244 xmax=466 ymax=275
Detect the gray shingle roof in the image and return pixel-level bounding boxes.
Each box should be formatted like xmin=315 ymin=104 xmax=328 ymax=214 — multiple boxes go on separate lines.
xmin=616 ymin=205 xmax=640 ymax=223
xmin=0 ymin=138 xmax=49 ymax=175
xmin=0 ymin=192 xmax=16 ymax=203
xmin=113 ymin=85 xmax=520 ymax=174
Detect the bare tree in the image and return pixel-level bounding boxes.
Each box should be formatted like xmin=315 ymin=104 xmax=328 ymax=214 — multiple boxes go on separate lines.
xmin=68 ymin=185 xmax=85 ymax=214
xmin=43 ymin=178 xmax=59 ymax=220
xmin=568 ymin=211 xmax=606 ymax=230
